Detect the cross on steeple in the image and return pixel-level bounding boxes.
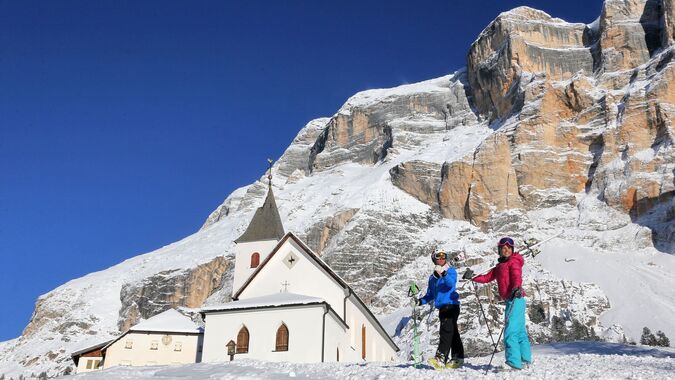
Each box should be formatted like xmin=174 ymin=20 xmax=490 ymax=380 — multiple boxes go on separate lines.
xmin=280 ymin=281 xmax=290 ymax=293
xmin=267 ymin=158 xmax=273 ymax=188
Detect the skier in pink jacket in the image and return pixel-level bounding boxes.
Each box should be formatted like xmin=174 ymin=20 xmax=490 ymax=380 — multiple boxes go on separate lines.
xmin=464 ymin=237 xmax=532 ymax=370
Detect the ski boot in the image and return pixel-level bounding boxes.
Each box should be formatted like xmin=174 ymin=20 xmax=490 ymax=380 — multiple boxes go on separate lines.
xmin=445 ymin=358 xmax=464 ymax=369
xmin=427 ymin=351 xmax=447 ymax=370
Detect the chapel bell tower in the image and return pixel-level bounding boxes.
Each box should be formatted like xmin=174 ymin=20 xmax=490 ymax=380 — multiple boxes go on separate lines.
xmin=231 ymin=160 xmax=285 ymax=296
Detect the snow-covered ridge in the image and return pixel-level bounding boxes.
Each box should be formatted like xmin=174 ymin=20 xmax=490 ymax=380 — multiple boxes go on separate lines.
xmin=337 ymin=74 xmax=455 ymax=114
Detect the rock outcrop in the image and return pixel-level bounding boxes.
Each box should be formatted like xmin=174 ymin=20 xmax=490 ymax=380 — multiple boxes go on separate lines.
xmin=117 ymin=256 xmax=230 ymax=331
xmin=389 ymin=1 xmax=674 ymax=241
xmin=467 ymin=7 xmax=593 ymax=121
xmin=309 ymin=73 xmax=478 ymax=172
xmin=302 ymin=208 xmax=359 ymax=255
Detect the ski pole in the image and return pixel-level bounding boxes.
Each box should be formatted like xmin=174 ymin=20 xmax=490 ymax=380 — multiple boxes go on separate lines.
xmin=486 ymin=300 xmax=515 ymax=375
xmin=472 ymin=282 xmax=496 ymax=347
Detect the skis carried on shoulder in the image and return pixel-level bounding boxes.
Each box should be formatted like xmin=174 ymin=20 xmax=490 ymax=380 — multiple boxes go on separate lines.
xmin=519 ymin=230 xmax=563 ymax=259
xmin=462 ymin=231 xmax=564 ymax=280
xmin=407 ymin=281 xmax=422 ymax=368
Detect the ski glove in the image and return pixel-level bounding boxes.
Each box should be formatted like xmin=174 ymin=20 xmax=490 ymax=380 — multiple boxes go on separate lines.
xmin=462 ymin=268 xmax=475 ymax=280
xmin=511 ymin=287 xmax=524 ymax=299
xmin=433 ymin=265 xmax=447 ymax=278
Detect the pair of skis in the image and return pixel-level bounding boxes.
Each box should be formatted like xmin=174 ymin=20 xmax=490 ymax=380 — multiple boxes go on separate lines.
xmin=467 ymin=231 xmax=563 ymax=279
xmin=407 ymin=282 xmax=422 ymax=368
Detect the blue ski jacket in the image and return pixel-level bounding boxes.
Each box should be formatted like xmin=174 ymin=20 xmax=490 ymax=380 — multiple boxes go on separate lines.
xmin=419 ymin=267 xmax=460 ymax=308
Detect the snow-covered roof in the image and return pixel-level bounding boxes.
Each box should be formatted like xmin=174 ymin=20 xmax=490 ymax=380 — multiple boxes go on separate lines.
xmin=129 ymin=309 xmax=201 ymax=334
xmin=70 ymin=339 xmax=112 ymax=359
xmin=201 ymin=293 xmax=325 ymax=313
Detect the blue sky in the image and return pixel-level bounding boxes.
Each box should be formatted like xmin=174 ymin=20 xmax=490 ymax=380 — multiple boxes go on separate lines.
xmin=0 ymin=0 xmax=602 ymax=341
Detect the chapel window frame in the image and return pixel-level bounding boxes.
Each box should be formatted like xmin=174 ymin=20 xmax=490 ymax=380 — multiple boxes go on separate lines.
xmin=250 ymin=252 xmax=260 ymax=268
xmin=236 ymin=326 xmax=250 ymax=353
xmin=275 ymin=323 xmax=289 ymax=352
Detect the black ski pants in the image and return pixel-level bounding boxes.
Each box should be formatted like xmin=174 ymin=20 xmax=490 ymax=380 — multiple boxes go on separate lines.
xmin=438 ymin=304 xmax=464 ymax=360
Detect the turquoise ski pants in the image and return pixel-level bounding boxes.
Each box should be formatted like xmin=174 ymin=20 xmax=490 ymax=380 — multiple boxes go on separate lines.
xmin=504 ymin=297 xmax=532 ymax=368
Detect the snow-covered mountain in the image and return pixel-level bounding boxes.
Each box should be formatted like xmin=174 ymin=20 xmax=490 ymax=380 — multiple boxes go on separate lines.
xmin=2 ymin=1 xmax=674 ymax=377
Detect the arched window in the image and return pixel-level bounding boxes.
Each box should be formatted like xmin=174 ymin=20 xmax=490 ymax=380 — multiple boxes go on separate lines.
xmin=361 ymin=324 xmax=366 ymax=360
xmin=275 ymin=323 xmax=289 ymax=351
xmin=236 ymin=326 xmax=249 ymax=353
xmin=250 ymin=252 xmax=260 ymax=268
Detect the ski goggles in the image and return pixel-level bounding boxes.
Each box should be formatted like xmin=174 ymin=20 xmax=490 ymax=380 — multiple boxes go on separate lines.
xmin=498 ymin=237 xmax=514 ymax=248
xmin=433 ymin=251 xmax=447 ymax=260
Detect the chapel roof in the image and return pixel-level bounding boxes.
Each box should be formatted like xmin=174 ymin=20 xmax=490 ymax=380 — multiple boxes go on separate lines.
xmin=201 ymin=292 xmax=324 ymax=313
xmin=235 ymin=182 xmax=285 ymax=243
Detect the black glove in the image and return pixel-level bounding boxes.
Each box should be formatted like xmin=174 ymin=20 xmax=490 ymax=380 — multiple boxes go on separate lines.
xmin=511 ymin=287 xmax=523 ymax=299
xmin=462 ymin=268 xmax=475 ymax=280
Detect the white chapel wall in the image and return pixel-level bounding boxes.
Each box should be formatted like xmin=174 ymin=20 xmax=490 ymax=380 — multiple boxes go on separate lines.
xmin=238 ymin=239 xmax=346 ymax=316
xmin=345 ymin=298 xmax=397 ymax=362
xmin=322 ymin=312 xmax=349 ymax=363
xmin=202 ymin=306 xmax=325 ymax=363
xmin=232 ymin=239 xmax=279 ymax=294
xmin=104 ymin=332 xmax=201 ymax=368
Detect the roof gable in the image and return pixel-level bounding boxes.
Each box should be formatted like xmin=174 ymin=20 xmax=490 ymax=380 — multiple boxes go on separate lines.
xmin=233 ymin=232 xmax=348 ymax=299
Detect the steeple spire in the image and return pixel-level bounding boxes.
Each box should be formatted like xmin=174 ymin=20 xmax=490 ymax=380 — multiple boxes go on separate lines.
xmin=234 ymin=159 xmax=285 ymax=244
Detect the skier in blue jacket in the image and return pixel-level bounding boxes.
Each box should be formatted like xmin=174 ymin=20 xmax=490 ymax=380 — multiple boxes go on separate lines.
xmin=416 ymin=250 xmax=465 ymax=369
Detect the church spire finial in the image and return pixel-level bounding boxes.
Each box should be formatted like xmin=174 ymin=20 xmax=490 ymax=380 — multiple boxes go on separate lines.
xmin=267 ymin=158 xmax=273 ymax=188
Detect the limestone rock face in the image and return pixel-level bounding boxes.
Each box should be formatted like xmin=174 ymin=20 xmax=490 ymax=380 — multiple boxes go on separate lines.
xmin=302 ymin=208 xmax=359 ymax=255
xmin=309 ymin=73 xmax=478 ymax=172
xmin=665 ymin=0 xmax=675 ymax=46
xmin=598 ymin=0 xmax=656 ymax=72
xmin=467 ymin=7 xmax=593 ymax=121
xmin=277 ymin=118 xmax=330 ymax=178
xmin=419 ymin=0 xmax=675 ymax=244
xmin=117 ymin=256 xmax=230 ymax=331
xmin=389 ymin=161 xmax=442 ymax=208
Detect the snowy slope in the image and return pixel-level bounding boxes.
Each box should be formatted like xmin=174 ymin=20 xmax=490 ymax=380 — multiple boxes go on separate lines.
xmin=63 ymin=342 xmax=675 ymax=379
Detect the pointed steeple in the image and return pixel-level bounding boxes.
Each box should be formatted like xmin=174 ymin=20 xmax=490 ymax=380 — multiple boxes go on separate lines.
xmin=235 ymin=160 xmax=285 ymax=243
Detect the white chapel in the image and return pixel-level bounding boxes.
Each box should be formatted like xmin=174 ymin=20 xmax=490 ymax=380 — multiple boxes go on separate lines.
xmin=200 ymin=176 xmax=399 ymax=363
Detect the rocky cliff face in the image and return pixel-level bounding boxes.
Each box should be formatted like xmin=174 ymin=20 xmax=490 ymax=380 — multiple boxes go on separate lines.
xmin=117 ymin=256 xmax=230 ymax=331
xmin=389 ymin=2 xmax=674 ymax=248
xmin=1 ymin=1 xmax=674 ymax=377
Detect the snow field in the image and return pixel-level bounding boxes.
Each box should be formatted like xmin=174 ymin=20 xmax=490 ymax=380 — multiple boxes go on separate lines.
xmin=64 ymin=342 xmax=675 ymax=380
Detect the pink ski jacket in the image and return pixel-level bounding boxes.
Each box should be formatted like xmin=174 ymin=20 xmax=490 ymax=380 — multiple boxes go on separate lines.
xmin=473 ymin=252 xmax=526 ymax=300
